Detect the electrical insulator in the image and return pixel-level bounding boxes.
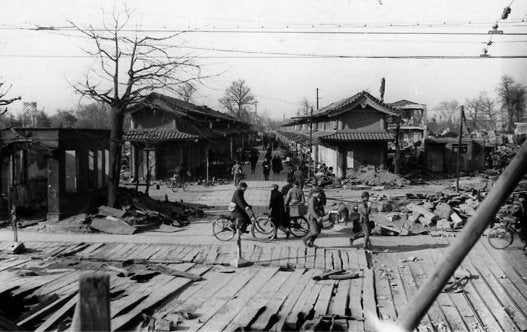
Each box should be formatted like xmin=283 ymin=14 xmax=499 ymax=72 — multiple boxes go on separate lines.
xmin=502 ymin=7 xmax=511 ymax=20
xmin=487 ymin=41 xmax=493 ymax=46
xmin=492 ymin=23 xmax=499 ymax=30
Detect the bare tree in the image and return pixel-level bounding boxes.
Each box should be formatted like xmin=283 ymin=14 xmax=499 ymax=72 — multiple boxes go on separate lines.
xmin=70 ymin=7 xmax=201 ymax=207
xmin=465 ymin=94 xmax=485 ymax=131
xmin=218 ymin=79 xmax=256 ymax=121
xmin=497 ymin=75 xmax=527 ymax=132
xmin=0 ymin=80 xmax=21 ymax=115
xmin=176 ymin=82 xmax=197 ymax=102
xmin=436 ymin=100 xmax=460 ymax=124
xmin=297 ymin=97 xmax=311 ymax=117
xmin=480 ymin=94 xmax=498 ymax=131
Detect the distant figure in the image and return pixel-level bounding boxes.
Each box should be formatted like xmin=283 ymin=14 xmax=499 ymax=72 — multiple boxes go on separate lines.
xmin=249 ymin=150 xmax=259 ymax=174
xmin=262 ymin=159 xmax=271 ymax=181
xmin=269 ymin=184 xmax=290 ymax=238
xmin=271 ymin=155 xmax=283 ymax=175
xmin=231 ymin=160 xmax=243 ymax=186
xmin=174 ymin=163 xmax=188 ymax=182
xmin=349 ymin=191 xmax=372 ymax=249
xmin=293 ymin=166 xmax=305 ymax=188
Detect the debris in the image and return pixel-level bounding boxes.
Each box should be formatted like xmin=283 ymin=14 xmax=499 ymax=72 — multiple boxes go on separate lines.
xmin=328 ymin=272 xmax=360 ymax=280
xmin=151 ymin=264 xmax=202 ymax=281
xmin=349 ymin=167 xmax=409 ymax=188
xmin=153 ymin=224 xmax=185 ymax=233
xmin=434 ymin=202 xmax=453 ymax=220
xmin=103 ymin=265 xmax=131 ymax=277
xmin=377 ymin=202 xmax=393 ymax=212
xmin=90 ymin=218 xmax=137 ymax=235
xmin=16 ymin=220 xmax=39 ymax=228
xmin=7 ymin=242 xmax=26 ymax=254
xmin=450 ymin=212 xmax=464 ymax=228
xmin=97 ymin=206 xmax=126 ymax=218
xmin=399 ymin=256 xmax=419 ymax=263
xmin=436 ymin=219 xmax=452 ymax=230
xmin=313 ymin=270 xmax=346 ymax=281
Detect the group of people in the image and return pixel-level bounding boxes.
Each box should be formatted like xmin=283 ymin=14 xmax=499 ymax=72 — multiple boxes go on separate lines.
xmin=229 ymin=178 xmax=373 ymax=249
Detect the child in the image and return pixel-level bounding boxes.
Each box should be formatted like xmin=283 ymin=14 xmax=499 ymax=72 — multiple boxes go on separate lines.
xmin=350 ymin=191 xmax=372 ymax=249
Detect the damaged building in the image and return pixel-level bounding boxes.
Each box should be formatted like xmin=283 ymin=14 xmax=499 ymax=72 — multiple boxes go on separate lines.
xmin=278 ymin=91 xmax=400 ymax=178
xmin=0 ymin=128 xmax=110 ymax=222
xmin=124 ymin=93 xmax=254 ymax=181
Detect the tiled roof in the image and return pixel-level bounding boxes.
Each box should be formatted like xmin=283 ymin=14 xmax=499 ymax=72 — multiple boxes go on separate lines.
xmin=123 ymin=130 xmax=199 ymax=142
xmin=321 ymin=131 xmax=393 ymax=141
xmin=315 ymin=91 xmax=399 ymax=116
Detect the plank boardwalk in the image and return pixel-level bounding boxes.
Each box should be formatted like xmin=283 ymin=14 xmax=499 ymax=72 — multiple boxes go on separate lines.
xmin=1 ymin=234 xmax=527 ymax=331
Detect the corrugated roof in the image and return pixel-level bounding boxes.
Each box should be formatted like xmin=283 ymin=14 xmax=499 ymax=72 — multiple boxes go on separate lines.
xmin=320 ymin=131 xmax=393 ymax=141
xmin=123 ymin=130 xmax=199 ymax=142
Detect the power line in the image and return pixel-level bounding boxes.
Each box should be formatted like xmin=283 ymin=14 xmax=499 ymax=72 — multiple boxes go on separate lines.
xmin=2 ymin=25 xmax=527 ymax=36
xmin=1 ymin=53 xmax=526 ymax=59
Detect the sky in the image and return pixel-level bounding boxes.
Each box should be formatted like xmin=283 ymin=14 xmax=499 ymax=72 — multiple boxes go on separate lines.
xmin=0 ymin=0 xmax=527 ymax=119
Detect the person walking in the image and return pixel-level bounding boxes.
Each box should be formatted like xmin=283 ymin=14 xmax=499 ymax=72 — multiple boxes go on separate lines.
xmin=302 ymin=187 xmax=325 ymax=247
xmin=262 ymin=159 xmax=271 ymax=181
xmin=349 ymin=191 xmax=372 ymax=249
xmin=281 ymin=178 xmax=293 ymax=197
xmin=250 ymin=152 xmax=258 ymax=174
xmin=231 ymin=160 xmax=243 ymax=186
xmin=293 ymin=166 xmax=305 ymax=188
xmin=272 ymin=155 xmax=283 ymax=175
xmin=269 ymin=184 xmax=290 ymax=238
xmin=229 ymin=182 xmax=254 ymax=233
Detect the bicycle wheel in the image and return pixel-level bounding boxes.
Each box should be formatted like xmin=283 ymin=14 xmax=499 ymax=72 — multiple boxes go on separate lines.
xmin=170 ymin=180 xmax=179 ymax=193
xmin=290 ymin=216 xmax=309 ymax=238
xmin=488 ymin=226 xmax=514 ymax=249
xmin=182 ymin=181 xmax=189 ymax=191
xmin=212 ymin=216 xmax=235 ymax=241
xmin=251 ymin=215 xmax=277 ymax=242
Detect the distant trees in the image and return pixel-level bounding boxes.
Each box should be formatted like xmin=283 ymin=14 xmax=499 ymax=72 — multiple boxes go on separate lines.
xmin=219 ymin=79 xmax=256 ymax=121
xmin=0 ymin=79 xmax=21 ymax=115
xmin=176 ymin=83 xmax=197 ymax=103
xmin=497 ymin=75 xmax=526 ymax=132
xmin=297 ymin=97 xmax=312 ymax=117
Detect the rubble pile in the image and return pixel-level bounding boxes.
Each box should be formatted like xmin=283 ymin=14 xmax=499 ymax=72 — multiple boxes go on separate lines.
xmin=347 ymin=167 xmax=409 ymax=188
xmin=370 ymin=191 xmax=486 ymax=235
xmin=87 ymin=188 xmax=207 ymax=234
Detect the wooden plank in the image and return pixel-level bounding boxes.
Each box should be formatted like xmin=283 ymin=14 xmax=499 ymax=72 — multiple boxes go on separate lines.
xmin=98 ymin=205 xmax=126 ymax=218
xmin=313 ymin=279 xmax=335 ymax=316
xmin=77 ymin=243 xmax=105 ymax=257
xmin=357 ymin=249 xmax=368 ymax=270
xmin=251 ymin=269 xmax=305 ymax=331
xmin=332 ymin=250 xmax=342 ymax=270
xmin=249 ymin=244 xmax=262 ymax=264
xmin=362 ymin=269 xmax=377 ymax=332
xmin=182 ymin=248 xmax=201 ymax=262
xmin=314 ymin=248 xmax=326 ymax=270
xmin=111 ymin=277 xmax=192 ymax=331
xmin=34 ymin=272 xmax=81 ymax=297
xmin=71 ymin=273 xmax=111 ymax=331
xmin=90 ymin=217 xmax=136 ymax=235
xmin=17 ymin=292 xmax=76 ymax=327
xmin=111 ymin=293 xmax=149 ymax=318
xmin=202 ymin=267 xmax=283 ymax=332
xmin=305 ymin=247 xmax=315 ymax=269
xmin=418 ymin=249 xmax=472 ymax=332
xmin=460 ymin=254 xmax=521 ymax=331
xmin=136 ymin=245 xmax=164 ymax=261
xmin=85 ymin=243 xmax=113 ymax=258
xmin=10 ymin=272 xmax=72 ymax=297
xmin=373 ymin=267 xmax=397 ymax=321
xmin=284 ymin=276 xmax=321 ymax=329
xmin=203 ymin=246 xmax=219 ymax=265
xmin=191 ymin=246 xmax=207 ymax=264
xmin=330 ymin=278 xmax=351 ymax=316
xmin=177 ymin=268 xmax=261 ymax=331
xmin=259 ymin=245 xmax=273 ymax=265
xmin=156 ymin=245 xmax=184 ymax=262
xmin=325 ymin=249 xmax=333 ymax=271
xmin=148 ymin=245 xmax=172 ymax=261
xmin=297 ymin=247 xmax=306 ymax=269
xmin=34 ymin=294 xmax=78 ymax=332
xmin=347 ymin=249 xmax=360 ymax=270
xmin=0 ymin=258 xmax=30 ymax=272
xmin=270 ymin=245 xmax=282 ymax=265
xmin=271 ymin=269 xmax=316 ymax=332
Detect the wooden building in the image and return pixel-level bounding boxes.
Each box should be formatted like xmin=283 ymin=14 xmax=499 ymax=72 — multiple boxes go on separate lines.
xmin=425 ymin=137 xmax=486 ymax=173
xmin=0 ymin=128 xmax=110 ymax=222
xmin=278 ymin=91 xmax=399 ymax=178
xmin=124 ymin=93 xmax=254 ymax=181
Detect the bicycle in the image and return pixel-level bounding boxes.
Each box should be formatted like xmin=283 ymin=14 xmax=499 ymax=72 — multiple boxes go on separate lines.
xmin=487 ymin=216 xmax=524 ymax=250
xmin=212 ymin=212 xmax=277 ymax=242
xmin=170 ymin=174 xmax=189 ymax=192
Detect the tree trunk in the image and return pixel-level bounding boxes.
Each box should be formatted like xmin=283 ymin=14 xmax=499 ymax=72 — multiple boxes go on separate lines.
xmin=107 ymin=106 xmax=124 ymax=207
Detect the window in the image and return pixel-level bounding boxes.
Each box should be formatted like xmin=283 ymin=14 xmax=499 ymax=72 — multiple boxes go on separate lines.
xmin=88 ymin=150 xmax=95 ymax=171
xmin=65 ymin=150 xmax=77 ymax=193
xmin=104 ymin=150 xmax=109 ymax=185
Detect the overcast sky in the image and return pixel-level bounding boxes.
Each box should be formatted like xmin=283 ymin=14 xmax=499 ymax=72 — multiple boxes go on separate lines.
xmin=1 ymin=0 xmax=526 ymax=119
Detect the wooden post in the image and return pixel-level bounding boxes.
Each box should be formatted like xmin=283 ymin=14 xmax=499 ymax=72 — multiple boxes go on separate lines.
xmin=456 ymin=105 xmax=464 ymax=192
xmin=396 ymin=140 xmax=527 ymax=331
xmin=11 ymin=205 xmax=18 ymax=243
xmin=229 ymin=220 xmax=253 ymax=268
xmin=395 ymin=123 xmax=400 ymax=174
xmin=206 ymin=148 xmax=210 ymax=183
xmin=308 ymin=107 xmax=313 ymax=182
xmin=71 ymin=272 xmax=111 ymax=331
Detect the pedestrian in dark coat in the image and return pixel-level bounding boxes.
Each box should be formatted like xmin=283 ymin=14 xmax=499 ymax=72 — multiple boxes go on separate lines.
xmin=262 ymin=159 xmax=271 ymax=180
xmin=271 ymin=155 xmax=283 ymax=174
xmin=269 ymin=184 xmax=290 ymax=238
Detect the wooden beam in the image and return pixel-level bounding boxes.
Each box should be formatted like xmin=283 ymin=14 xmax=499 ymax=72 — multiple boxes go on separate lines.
xmin=71 ymin=273 xmax=111 ymax=332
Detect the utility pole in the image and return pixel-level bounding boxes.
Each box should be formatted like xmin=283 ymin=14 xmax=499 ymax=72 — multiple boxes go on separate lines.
xmin=308 ymin=106 xmax=313 ymax=182
xmin=395 ymin=122 xmax=400 ymax=174
xmin=456 ymin=105 xmax=464 ymax=192
xmin=316 ymin=88 xmax=320 ymax=111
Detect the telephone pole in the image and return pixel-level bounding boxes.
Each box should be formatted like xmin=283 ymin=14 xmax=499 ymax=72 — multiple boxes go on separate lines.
xmin=316 ymin=88 xmax=320 ymax=111
xmin=456 ymin=105 xmax=464 ymax=192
